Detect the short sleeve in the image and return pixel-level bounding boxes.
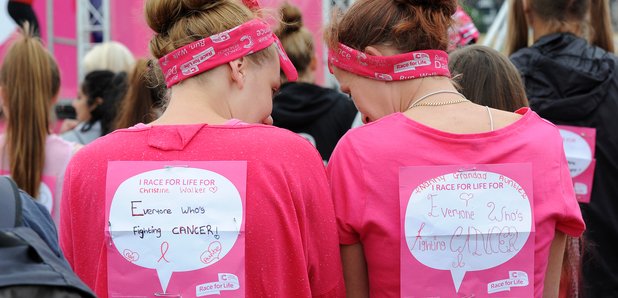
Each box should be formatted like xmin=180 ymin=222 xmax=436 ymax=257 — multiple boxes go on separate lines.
xmin=556 ymin=149 xmax=586 ymax=236
xmin=58 ymin=160 xmax=75 ymax=266
xmin=326 ymin=136 xmax=366 ymax=245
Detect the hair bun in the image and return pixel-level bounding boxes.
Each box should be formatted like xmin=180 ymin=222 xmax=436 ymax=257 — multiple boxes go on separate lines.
xmin=278 ymin=2 xmax=303 ymax=37
xmin=145 ymin=0 xmax=225 ymax=34
xmin=395 ymin=0 xmax=456 ymax=16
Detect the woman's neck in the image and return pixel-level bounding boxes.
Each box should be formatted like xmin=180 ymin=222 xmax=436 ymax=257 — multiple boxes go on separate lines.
xmin=152 ymin=79 xmax=232 ymax=126
xmin=531 ymin=18 xmax=581 ymax=42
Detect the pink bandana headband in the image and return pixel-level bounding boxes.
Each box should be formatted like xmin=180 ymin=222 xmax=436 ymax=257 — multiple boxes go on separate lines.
xmin=328 ymin=43 xmax=451 ymax=81
xmin=159 ymin=19 xmax=298 ymax=87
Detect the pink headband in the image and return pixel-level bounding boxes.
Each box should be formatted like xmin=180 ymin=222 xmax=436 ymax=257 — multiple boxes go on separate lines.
xmin=159 ymin=19 xmax=298 ymax=87
xmin=328 ymin=43 xmax=451 ymax=81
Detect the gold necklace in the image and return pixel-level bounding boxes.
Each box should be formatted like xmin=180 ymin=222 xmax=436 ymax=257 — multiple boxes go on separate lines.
xmin=412 ymin=99 xmax=470 ymax=107
xmin=407 ymin=90 xmax=470 ymax=109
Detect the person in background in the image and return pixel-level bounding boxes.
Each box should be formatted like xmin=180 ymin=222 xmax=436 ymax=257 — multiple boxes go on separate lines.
xmin=82 ymin=41 xmax=136 ymax=74
xmin=0 ymin=26 xmax=79 ymax=224
xmin=448 ymin=5 xmax=479 ymax=52
xmin=449 ymin=45 xmax=528 ymax=112
xmin=272 ymin=2 xmax=357 ymax=162
xmin=59 ymin=41 xmax=136 ymax=134
xmin=508 ymin=0 xmax=618 ymax=296
xmin=7 ymin=0 xmax=39 ymax=36
xmin=59 ymin=0 xmax=344 ymax=297
xmin=114 ymin=59 xmax=166 ymax=129
xmin=60 ymin=70 xmax=128 ymax=145
xmin=325 ymin=0 xmax=584 ymax=297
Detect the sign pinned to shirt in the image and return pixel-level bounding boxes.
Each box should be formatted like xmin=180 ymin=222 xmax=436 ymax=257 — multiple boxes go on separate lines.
xmin=558 ymin=125 xmax=596 ymax=203
xmin=399 ymin=163 xmax=535 ymax=297
xmin=105 ymin=161 xmax=247 ymax=297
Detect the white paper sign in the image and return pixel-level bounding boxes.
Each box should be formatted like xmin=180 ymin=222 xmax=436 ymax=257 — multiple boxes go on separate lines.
xmin=108 ymin=166 xmax=243 ymax=293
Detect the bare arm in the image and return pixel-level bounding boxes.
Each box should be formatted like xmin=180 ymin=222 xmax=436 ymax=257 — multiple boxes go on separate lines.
xmin=341 ymin=243 xmax=369 ymax=298
xmin=544 ymin=230 xmax=567 ymax=298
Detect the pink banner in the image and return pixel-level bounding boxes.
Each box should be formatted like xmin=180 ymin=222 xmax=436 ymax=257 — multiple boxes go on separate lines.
xmin=400 ymin=163 xmax=535 ymax=297
xmin=105 ymin=161 xmax=247 ymax=297
xmin=0 ymin=0 xmax=324 ymax=101
xmin=558 ymin=125 xmax=596 ymax=203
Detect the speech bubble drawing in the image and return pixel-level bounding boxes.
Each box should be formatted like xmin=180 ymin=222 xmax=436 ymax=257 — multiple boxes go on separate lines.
xmin=559 ymin=129 xmax=593 ymax=177
xmin=108 ymin=167 xmax=243 ymax=294
xmin=404 ymin=171 xmax=532 ymax=292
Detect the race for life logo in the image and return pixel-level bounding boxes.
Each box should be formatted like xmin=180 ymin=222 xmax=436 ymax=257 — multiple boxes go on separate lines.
xmin=375 ymin=73 xmax=394 ymax=81
xmin=394 ymin=53 xmax=431 ymax=73
xmin=210 ymin=32 xmax=231 ymax=43
xmin=181 ymin=47 xmax=216 ymax=76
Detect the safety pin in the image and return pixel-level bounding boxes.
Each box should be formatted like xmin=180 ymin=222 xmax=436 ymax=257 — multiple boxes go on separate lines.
xmin=164 ymin=165 xmax=189 ymax=169
xmin=154 ymin=292 xmax=181 ymax=297
xmin=458 ymin=166 xmax=477 ymax=172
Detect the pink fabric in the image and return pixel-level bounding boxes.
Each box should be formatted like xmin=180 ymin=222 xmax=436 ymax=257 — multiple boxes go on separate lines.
xmin=327 ymin=108 xmax=585 ymax=297
xmin=328 ymin=43 xmax=450 ymax=81
xmin=242 ymin=0 xmax=260 ymax=9
xmin=59 ymin=123 xmax=344 ymax=298
xmin=159 ymin=19 xmax=297 ymax=87
xmin=0 ymin=134 xmax=76 ymax=224
xmin=448 ymin=6 xmax=480 ymax=51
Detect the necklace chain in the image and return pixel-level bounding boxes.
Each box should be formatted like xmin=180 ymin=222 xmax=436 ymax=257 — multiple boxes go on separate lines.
xmin=407 ymin=90 xmax=470 ymax=109
xmin=412 ymin=99 xmax=470 ymax=107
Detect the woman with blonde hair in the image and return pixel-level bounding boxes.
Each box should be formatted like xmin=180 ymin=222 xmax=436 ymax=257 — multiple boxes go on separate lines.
xmin=59 ymin=1 xmax=344 ymax=297
xmin=0 ymin=27 xmax=79 ymax=223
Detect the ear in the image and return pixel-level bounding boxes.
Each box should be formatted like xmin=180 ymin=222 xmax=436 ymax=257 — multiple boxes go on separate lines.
xmin=228 ymin=57 xmax=248 ymax=89
xmin=90 ymin=97 xmax=103 ymax=111
xmin=364 ymin=46 xmax=386 ymax=57
xmin=309 ymin=55 xmax=318 ymax=71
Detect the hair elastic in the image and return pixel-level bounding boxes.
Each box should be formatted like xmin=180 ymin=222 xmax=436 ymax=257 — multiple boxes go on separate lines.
xmin=159 ymin=19 xmax=298 ymax=87
xmin=328 ymin=43 xmax=451 ymax=81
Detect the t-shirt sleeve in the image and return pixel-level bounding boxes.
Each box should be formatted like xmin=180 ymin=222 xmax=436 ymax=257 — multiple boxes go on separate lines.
xmin=291 ymin=140 xmax=345 ymax=297
xmin=58 ymin=160 xmax=75 ymax=266
xmin=555 ymin=148 xmax=586 ymax=237
xmin=327 ymin=136 xmax=366 ymax=245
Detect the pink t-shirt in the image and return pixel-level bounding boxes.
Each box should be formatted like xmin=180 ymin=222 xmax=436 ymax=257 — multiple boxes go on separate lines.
xmin=327 ymin=108 xmax=585 ymax=297
xmin=0 ymin=134 xmax=76 ymax=223
xmin=59 ymin=122 xmax=344 ymax=298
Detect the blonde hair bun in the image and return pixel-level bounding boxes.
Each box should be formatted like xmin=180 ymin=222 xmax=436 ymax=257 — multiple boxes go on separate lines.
xmin=278 ymin=2 xmax=303 ymax=37
xmin=146 ymin=0 xmax=225 ymax=34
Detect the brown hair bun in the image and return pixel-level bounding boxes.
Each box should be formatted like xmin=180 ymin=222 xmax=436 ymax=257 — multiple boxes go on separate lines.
xmin=394 ymin=0 xmax=456 ymax=16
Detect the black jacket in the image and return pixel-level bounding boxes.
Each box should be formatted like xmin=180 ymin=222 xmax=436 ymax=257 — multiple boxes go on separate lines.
xmin=511 ymin=33 xmax=618 ymax=297
xmin=272 ymin=82 xmax=358 ymax=161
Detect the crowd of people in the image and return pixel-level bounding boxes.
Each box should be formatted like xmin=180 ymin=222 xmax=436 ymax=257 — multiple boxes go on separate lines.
xmin=0 ymin=0 xmax=616 ymax=297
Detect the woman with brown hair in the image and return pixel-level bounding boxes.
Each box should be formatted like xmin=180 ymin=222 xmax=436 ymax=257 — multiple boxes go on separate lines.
xmin=449 ymin=45 xmax=528 ymax=112
xmin=59 ymin=1 xmax=344 ymax=297
xmin=325 ymin=0 xmax=584 ymax=297
xmin=0 ymin=27 xmax=78 ymax=224
xmin=508 ymin=0 xmax=618 ymax=296
xmin=114 ymin=58 xmax=166 ymax=129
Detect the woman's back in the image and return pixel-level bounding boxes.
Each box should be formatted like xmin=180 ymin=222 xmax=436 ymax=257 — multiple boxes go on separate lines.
xmin=60 ymin=123 xmax=344 ymax=298
xmin=328 ymin=108 xmax=584 ymax=297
